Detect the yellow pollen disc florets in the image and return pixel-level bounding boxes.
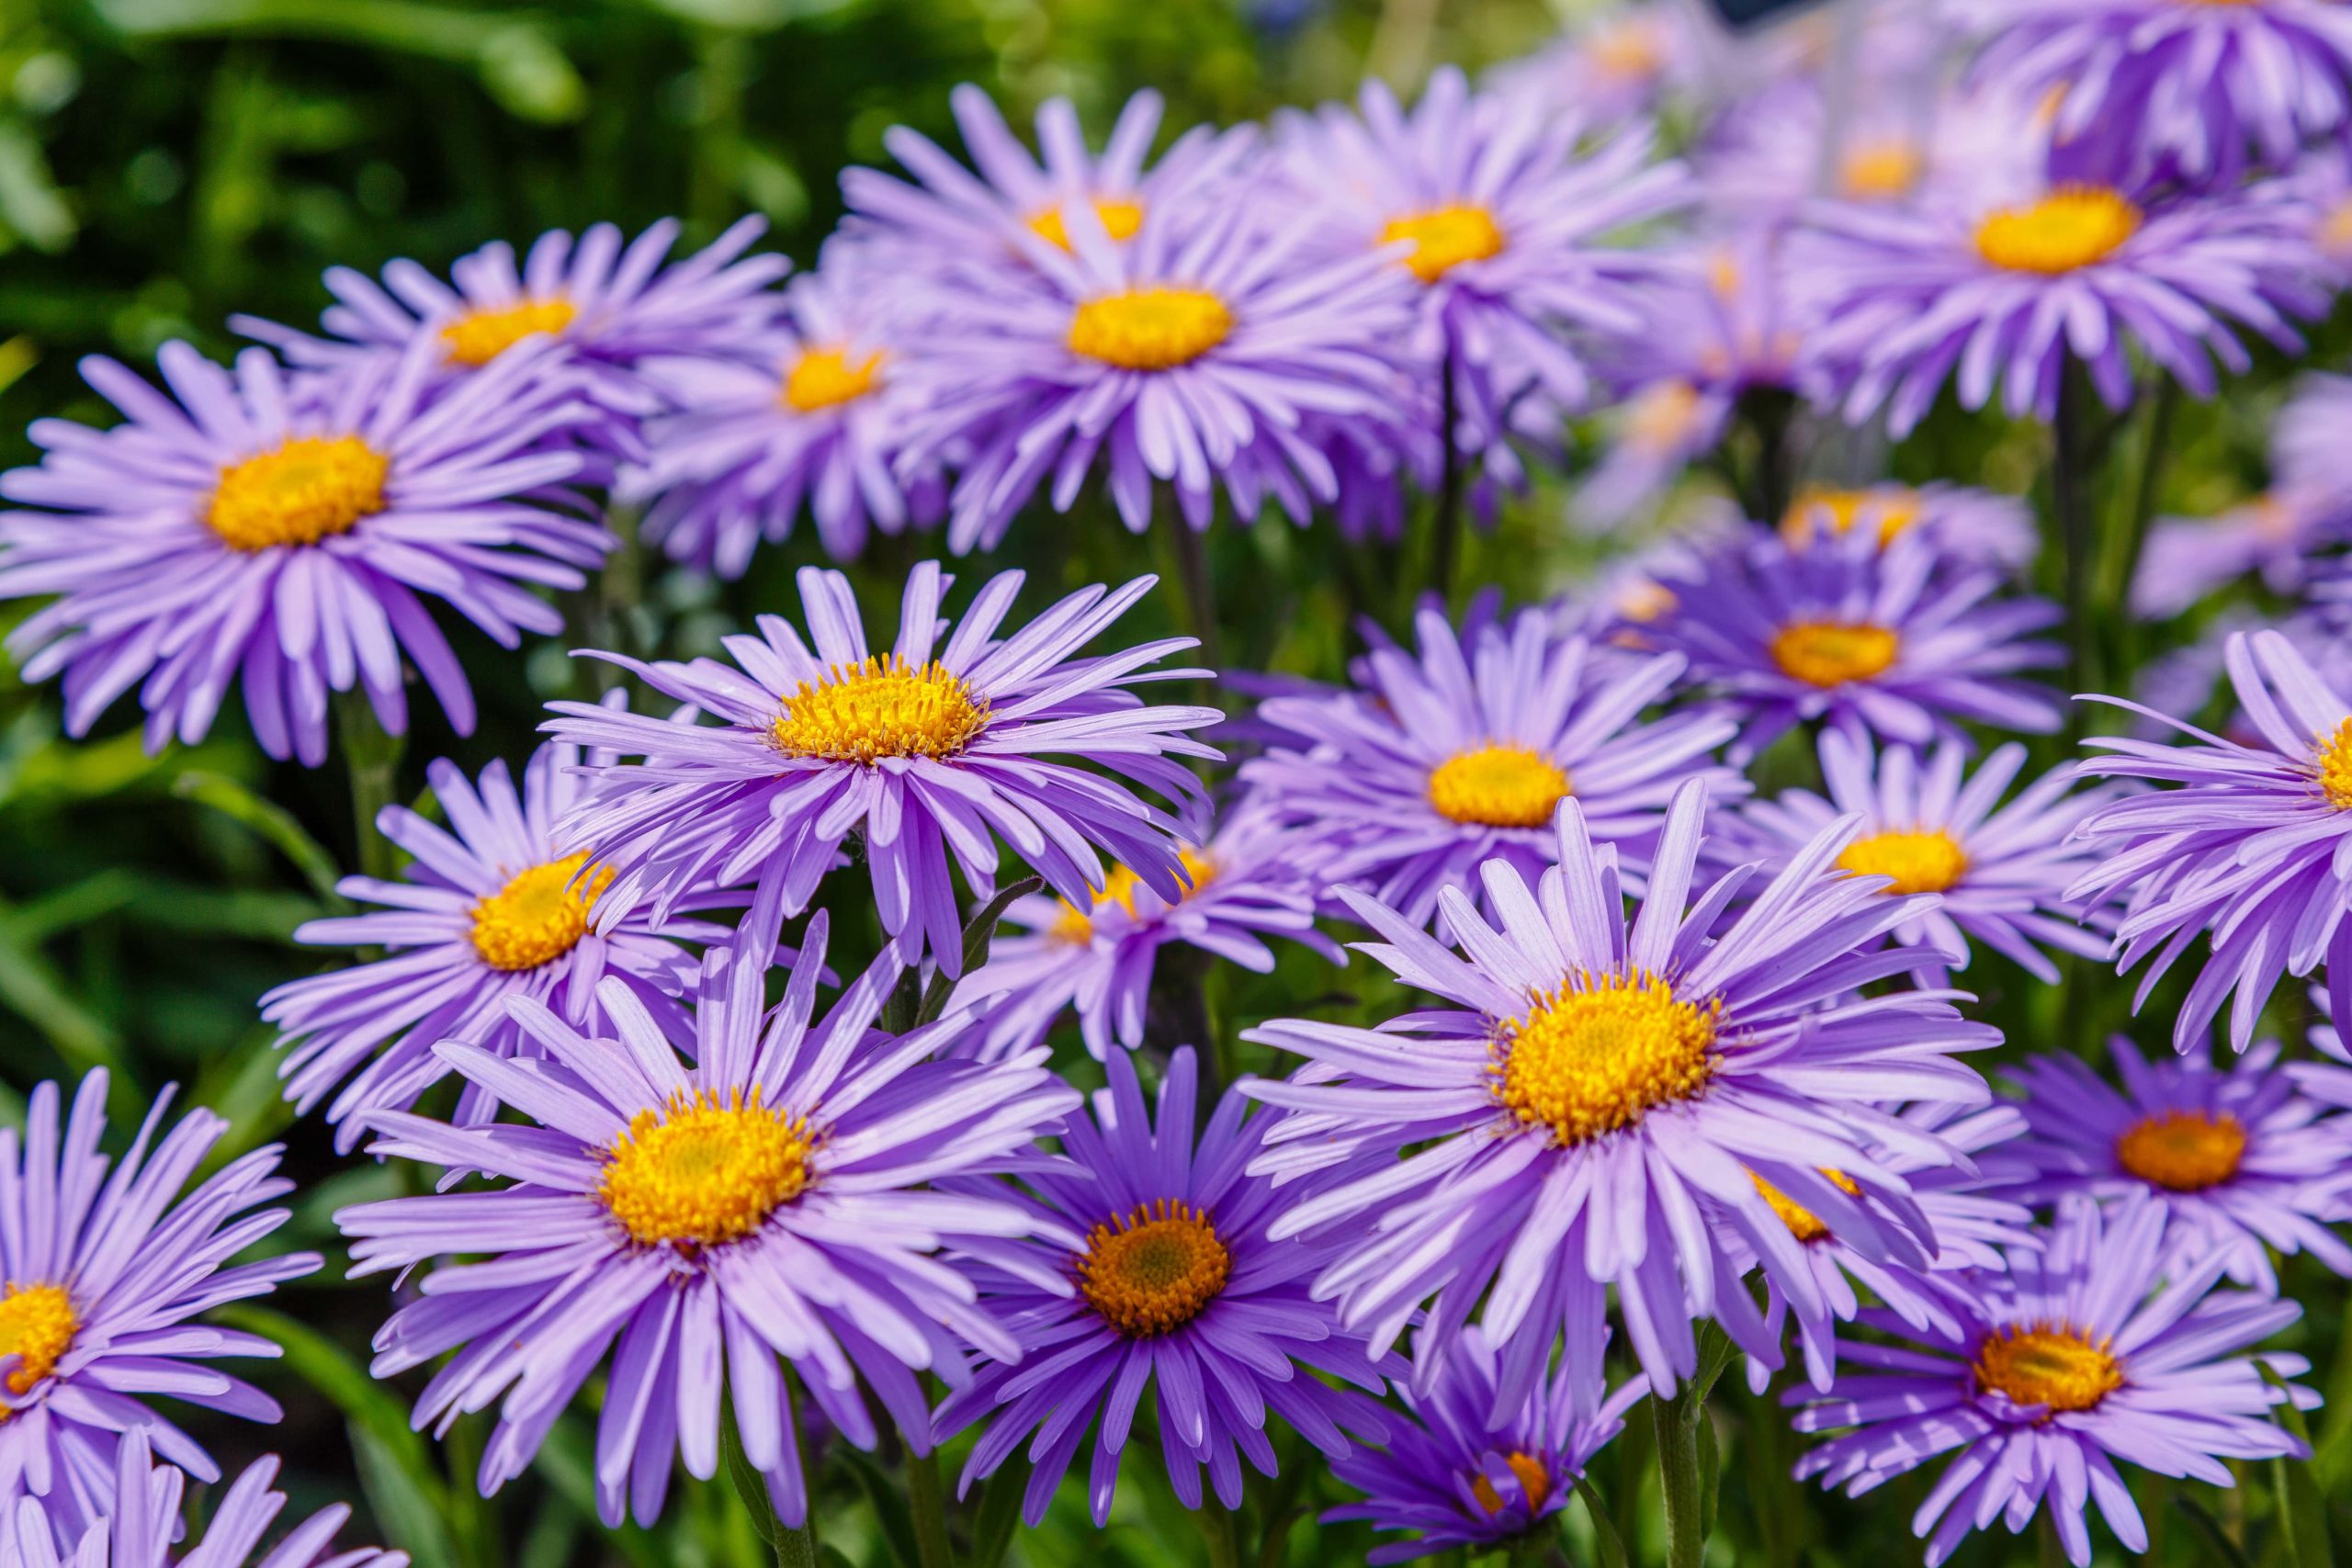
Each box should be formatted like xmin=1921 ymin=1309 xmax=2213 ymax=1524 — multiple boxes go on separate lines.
xmin=1589 ymin=21 xmax=1662 ymax=79
xmin=470 ymin=852 xmax=613 ymax=971
xmin=769 ymin=655 xmax=990 ymax=765
xmin=1781 ymin=485 xmax=1923 ymax=549
xmin=1428 ymin=745 xmax=1571 ymax=829
xmin=1973 ymin=186 xmax=2142 ymax=275
xmin=1075 ymin=1199 xmax=1231 ymax=1337
xmin=440 ymin=297 xmax=579 ymax=367
xmin=0 ymin=1282 xmax=75 ymax=1406
xmin=1027 ymin=197 xmax=1146 ymax=252
xmin=1470 ymin=1450 xmax=1552 ymax=1516
xmin=1837 ymin=829 xmax=1970 ymax=896
xmin=1769 ymin=620 xmax=1900 ymax=688
xmin=784 ymin=346 xmax=886 ymax=412
xmin=1067 ymin=288 xmax=1234 ymax=371
xmin=1378 ymin=203 xmax=1508 ymax=285
xmin=1493 ymin=969 xmax=1721 ymax=1147
xmin=1051 ymin=848 xmax=1217 ymax=944
xmin=1973 ymin=1324 xmax=2123 ymax=1414
xmin=598 ymin=1089 xmax=815 ymax=1249
xmin=2314 ymin=717 xmax=2352 ymax=809
xmin=207 ymin=435 xmax=390 ymax=552
xmin=1750 ymin=1168 xmax=1862 ymax=1244
xmin=2115 ymin=1109 xmax=2247 ymax=1191
xmin=1838 ymin=141 xmax=1924 ymax=200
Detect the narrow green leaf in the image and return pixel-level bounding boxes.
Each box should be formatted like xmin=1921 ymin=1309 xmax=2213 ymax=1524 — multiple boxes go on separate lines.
xmin=968 ymin=1457 xmax=1027 ymax=1568
xmin=216 ymin=1304 xmax=437 ymax=1486
xmin=918 ymin=874 xmax=1044 ymax=1024
xmin=1572 ymin=1476 xmax=1630 ymax=1568
xmin=175 ymin=770 xmax=349 ymax=905
xmin=1697 ymin=1404 xmax=1722 ymax=1544
xmin=833 ymin=1441 xmax=921 ymax=1567
xmin=349 ymin=1419 xmax=462 ymax=1568
xmin=531 ymin=1418 xmax=668 ymax=1568
xmin=2263 ymin=1363 xmax=2333 ymax=1568
xmin=2175 ymin=1493 xmax=2257 ymax=1568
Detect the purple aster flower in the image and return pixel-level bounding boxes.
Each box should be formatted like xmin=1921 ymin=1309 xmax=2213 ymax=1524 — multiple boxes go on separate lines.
xmin=0 ymin=1071 xmax=319 ymax=1547
xmin=1242 ymin=779 xmax=1999 ymax=1419
xmin=1488 ymin=3 xmax=1721 ymax=126
xmin=1963 ymin=0 xmax=2352 ymax=186
xmin=1776 ymin=482 xmax=2037 ymax=574
xmin=2132 ymin=491 xmax=2335 ymax=615
xmin=1792 ymin=1191 xmax=2312 ymax=1567
xmin=933 ymin=1047 xmax=1395 ymax=1526
xmin=336 ymin=895 xmax=1079 ymax=1529
xmin=546 ymin=562 xmax=1217 ymax=976
xmin=0 ymin=339 xmax=608 ymax=766
xmin=1325 ymin=1327 xmax=1645 ymax=1564
xmin=10 ymin=1429 xmax=404 ymax=1568
xmin=2008 ymin=1036 xmax=2352 ymax=1292
xmin=235 ymin=217 xmax=786 ymax=448
xmin=2074 ymin=628 xmax=2352 ymax=1051
xmin=624 ymin=245 xmax=943 ymax=574
xmin=953 ymin=804 xmax=1343 ymax=1060
xmin=1795 ymin=180 xmax=2327 ymax=435
xmin=259 ymin=737 xmax=735 ymax=1152
xmin=2273 ymin=368 xmax=2352 ymax=531
xmin=1729 ymin=731 xmax=2108 ymax=983
xmin=1634 ymin=528 xmax=2064 ymax=761
xmin=1238 ymin=603 xmax=1743 ymax=928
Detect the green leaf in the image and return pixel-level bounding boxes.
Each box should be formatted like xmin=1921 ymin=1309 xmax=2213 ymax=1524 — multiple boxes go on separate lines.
xmin=2263 ymin=1363 xmax=2333 ymax=1568
xmin=833 ymin=1441 xmax=921 ymax=1567
xmin=175 ymin=770 xmax=348 ymax=906
xmin=1572 ymin=1476 xmax=1630 ymax=1568
xmin=188 ymin=1026 xmax=295 ymax=1174
xmin=2175 ymin=1494 xmax=2256 ymax=1568
xmin=1697 ymin=1403 xmax=1721 ymax=1544
xmin=968 ymin=1457 xmax=1027 ymax=1568
xmin=349 ymin=1419 xmax=463 ymax=1568
xmin=216 ymin=1304 xmax=437 ymax=1487
xmin=531 ymin=1418 xmax=668 ymax=1568
xmin=917 ymin=874 xmax=1043 ymax=1024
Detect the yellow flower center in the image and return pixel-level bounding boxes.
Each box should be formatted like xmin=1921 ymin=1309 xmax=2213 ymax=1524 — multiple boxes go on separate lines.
xmin=1428 ymin=745 xmax=1571 ymax=829
xmin=206 ymin=434 xmax=390 ymax=552
xmin=2315 ymin=717 xmax=2352 ymax=809
xmin=1588 ymin=21 xmax=1662 ymax=80
xmin=598 ymin=1089 xmax=815 ymax=1249
xmin=1750 ymin=1168 xmax=1862 ymax=1244
xmin=1838 ymin=141 xmax=1924 ymax=200
xmin=1075 ymin=1199 xmax=1231 ymax=1337
xmin=769 ymin=656 xmax=990 ymax=765
xmin=1973 ymin=1324 xmax=2123 ymax=1414
xmin=1769 ymin=620 xmax=1900 ymax=688
xmin=1973 ymin=186 xmax=2142 ymax=275
xmin=1027 ymin=197 xmax=1146 ymax=252
xmin=783 ymin=346 xmax=885 ymax=413
xmin=440 ymin=297 xmax=579 ymax=367
xmin=469 ymin=852 xmax=613 ymax=972
xmin=1836 ymin=829 xmax=1970 ymax=896
xmin=1781 ymin=485 xmax=1923 ymax=549
xmin=1377 ymin=204 xmax=1508 ymax=285
xmin=2114 ymin=1110 xmax=2246 ymax=1192
xmin=1067 ymin=288 xmax=1233 ymax=371
xmin=1618 ymin=580 xmax=1678 ymax=624
xmin=1625 ymin=379 xmax=1703 ymax=449
xmin=0 ymin=1283 xmax=75 ymax=1410
xmin=1051 ymin=848 xmax=1217 ymax=944
xmin=1470 ymin=1450 xmax=1553 ymax=1516
xmin=1493 ymin=969 xmax=1720 ymax=1147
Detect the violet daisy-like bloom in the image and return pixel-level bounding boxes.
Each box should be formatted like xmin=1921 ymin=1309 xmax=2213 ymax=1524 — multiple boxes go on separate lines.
xmin=9 ymin=1429 xmax=405 ymax=1568
xmin=336 ymin=896 xmax=1079 ymax=1529
xmin=1325 ymin=1327 xmax=1644 ymax=1564
xmin=1242 ymin=780 xmax=1999 ymax=1419
xmin=2074 ymin=628 xmax=2352 ymax=1050
xmin=1489 ymin=2 xmax=1717 ymax=126
xmin=1730 ymin=731 xmax=2107 ymax=982
xmin=933 ymin=1047 xmax=1395 ymax=1526
xmin=547 ymin=563 xmax=1217 ymax=976
xmin=259 ymin=739 xmax=727 ymax=1153
xmin=1239 ymin=603 xmax=1743 ymax=927
xmin=236 ymin=217 xmax=786 ymax=446
xmin=0 ymin=1071 xmax=319 ymax=1546
xmin=953 ymin=805 xmax=1343 ymax=1060
xmin=624 ymin=246 xmax=940 ymax=574
xmin=2132 ymin=491 xmax=2335 ymax=615
xmin=1776 ymin=482 xmax=2037 ymax=573
xmin=0 ymin=339 xmax=607 ymax=766
xmin=1635 ymin=528 xmax=2064 ymax=760
xmin=1795 ymin=180 xmax=2326 ymax=435
xmin=1792 ymin=1192 xmax=2312 ymax=1568
xmin=2008 ymin=1036 xmax=2352 ymax=1292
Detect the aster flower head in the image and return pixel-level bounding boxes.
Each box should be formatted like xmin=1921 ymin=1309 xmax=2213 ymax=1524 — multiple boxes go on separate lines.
xmin=625 ymin=247 xmax=941 ymax=574
xmin=1792 ymin=1192 xmax=2312 ymax=1567
xmin=236 ymin=216 xmax=786 ymax=448
xmin=1325 ymin=1327 xmax=1644 ymax=1564
xmin=1796 ymin=178 xmax=2327 ymax=435
xmin=1238 ymin=602 xmax=1744 ymax=929
xmin=0 ymin=339 xmax=608 ymax=766
xmin=1730 ymin=730 xmax=2109 ymax=983
xmin=935 ymin=1046 xmax=1395 ymax=1526
xmin=2272 ymin=369 xmax=2352 ymax=532
xmin=952 ymin=803 xmax=1344 ymax=1061
xmin=547 ymin=562 xmax=1218 ymax=977
xmin=0 ymin=1071 xmax=319 ymax=1547
xmin=1488 ymin=2 xmax=1718 ymax=126
xmin=10 ymin=1429 xmax=404 ymax=1568
xmin=260 ymin=737 xmax=730 ymax=1152
xmin=2132 ymin=491 xmax=2336 ymax=616
xmin=1776 ymin=482 xmax=2037 ymax=574
xmin=1242 ymin=779 xmax=2000 ymax=1420
xmin=1634 ymin=527 xmax=2064 ymax=761
xmin=336 ymin=893 xmax=1080 ymax=1529
xmin=2008 ymin=1035 xmax=2352 ymax=1292
xmin=2075 ymin=628 xmax=2352 ymax=1051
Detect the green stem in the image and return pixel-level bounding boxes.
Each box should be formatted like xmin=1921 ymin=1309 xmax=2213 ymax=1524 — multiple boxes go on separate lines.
xmin=1430 ymin=341 xmax=1464 ymax=613
xmin=334 ymin=688 xmax=404 ymax=883
xmin=2052 ymin=360 xmax=2098 ymax=729
xmin=906 ymin=1440 xmax=954 ymax=1568
xmin=2098 ymin=377 xmax=2177 ymax=694
xmin=1198 ymin=1501 xmax=1245 ymax=1568
xmin=1165 ymin=514 xmax=1222 ymax=675
xmin=1652 ymin=1370 xmax=1714 ymax=1568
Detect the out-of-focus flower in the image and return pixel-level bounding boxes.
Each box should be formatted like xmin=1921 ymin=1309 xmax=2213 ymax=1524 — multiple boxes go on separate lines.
xmin=2133 ymin=490 xmax=2336 ymax=616
xmin=1777 ymin=481 xmax=2037 ymax=572
xmin=1489 ymin=3 xmax=1719 ymax=126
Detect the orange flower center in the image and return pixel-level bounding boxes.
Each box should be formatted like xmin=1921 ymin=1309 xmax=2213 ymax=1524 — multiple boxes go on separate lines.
xmin=1075 ymin=1200 xmax=1231 ymax=1337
